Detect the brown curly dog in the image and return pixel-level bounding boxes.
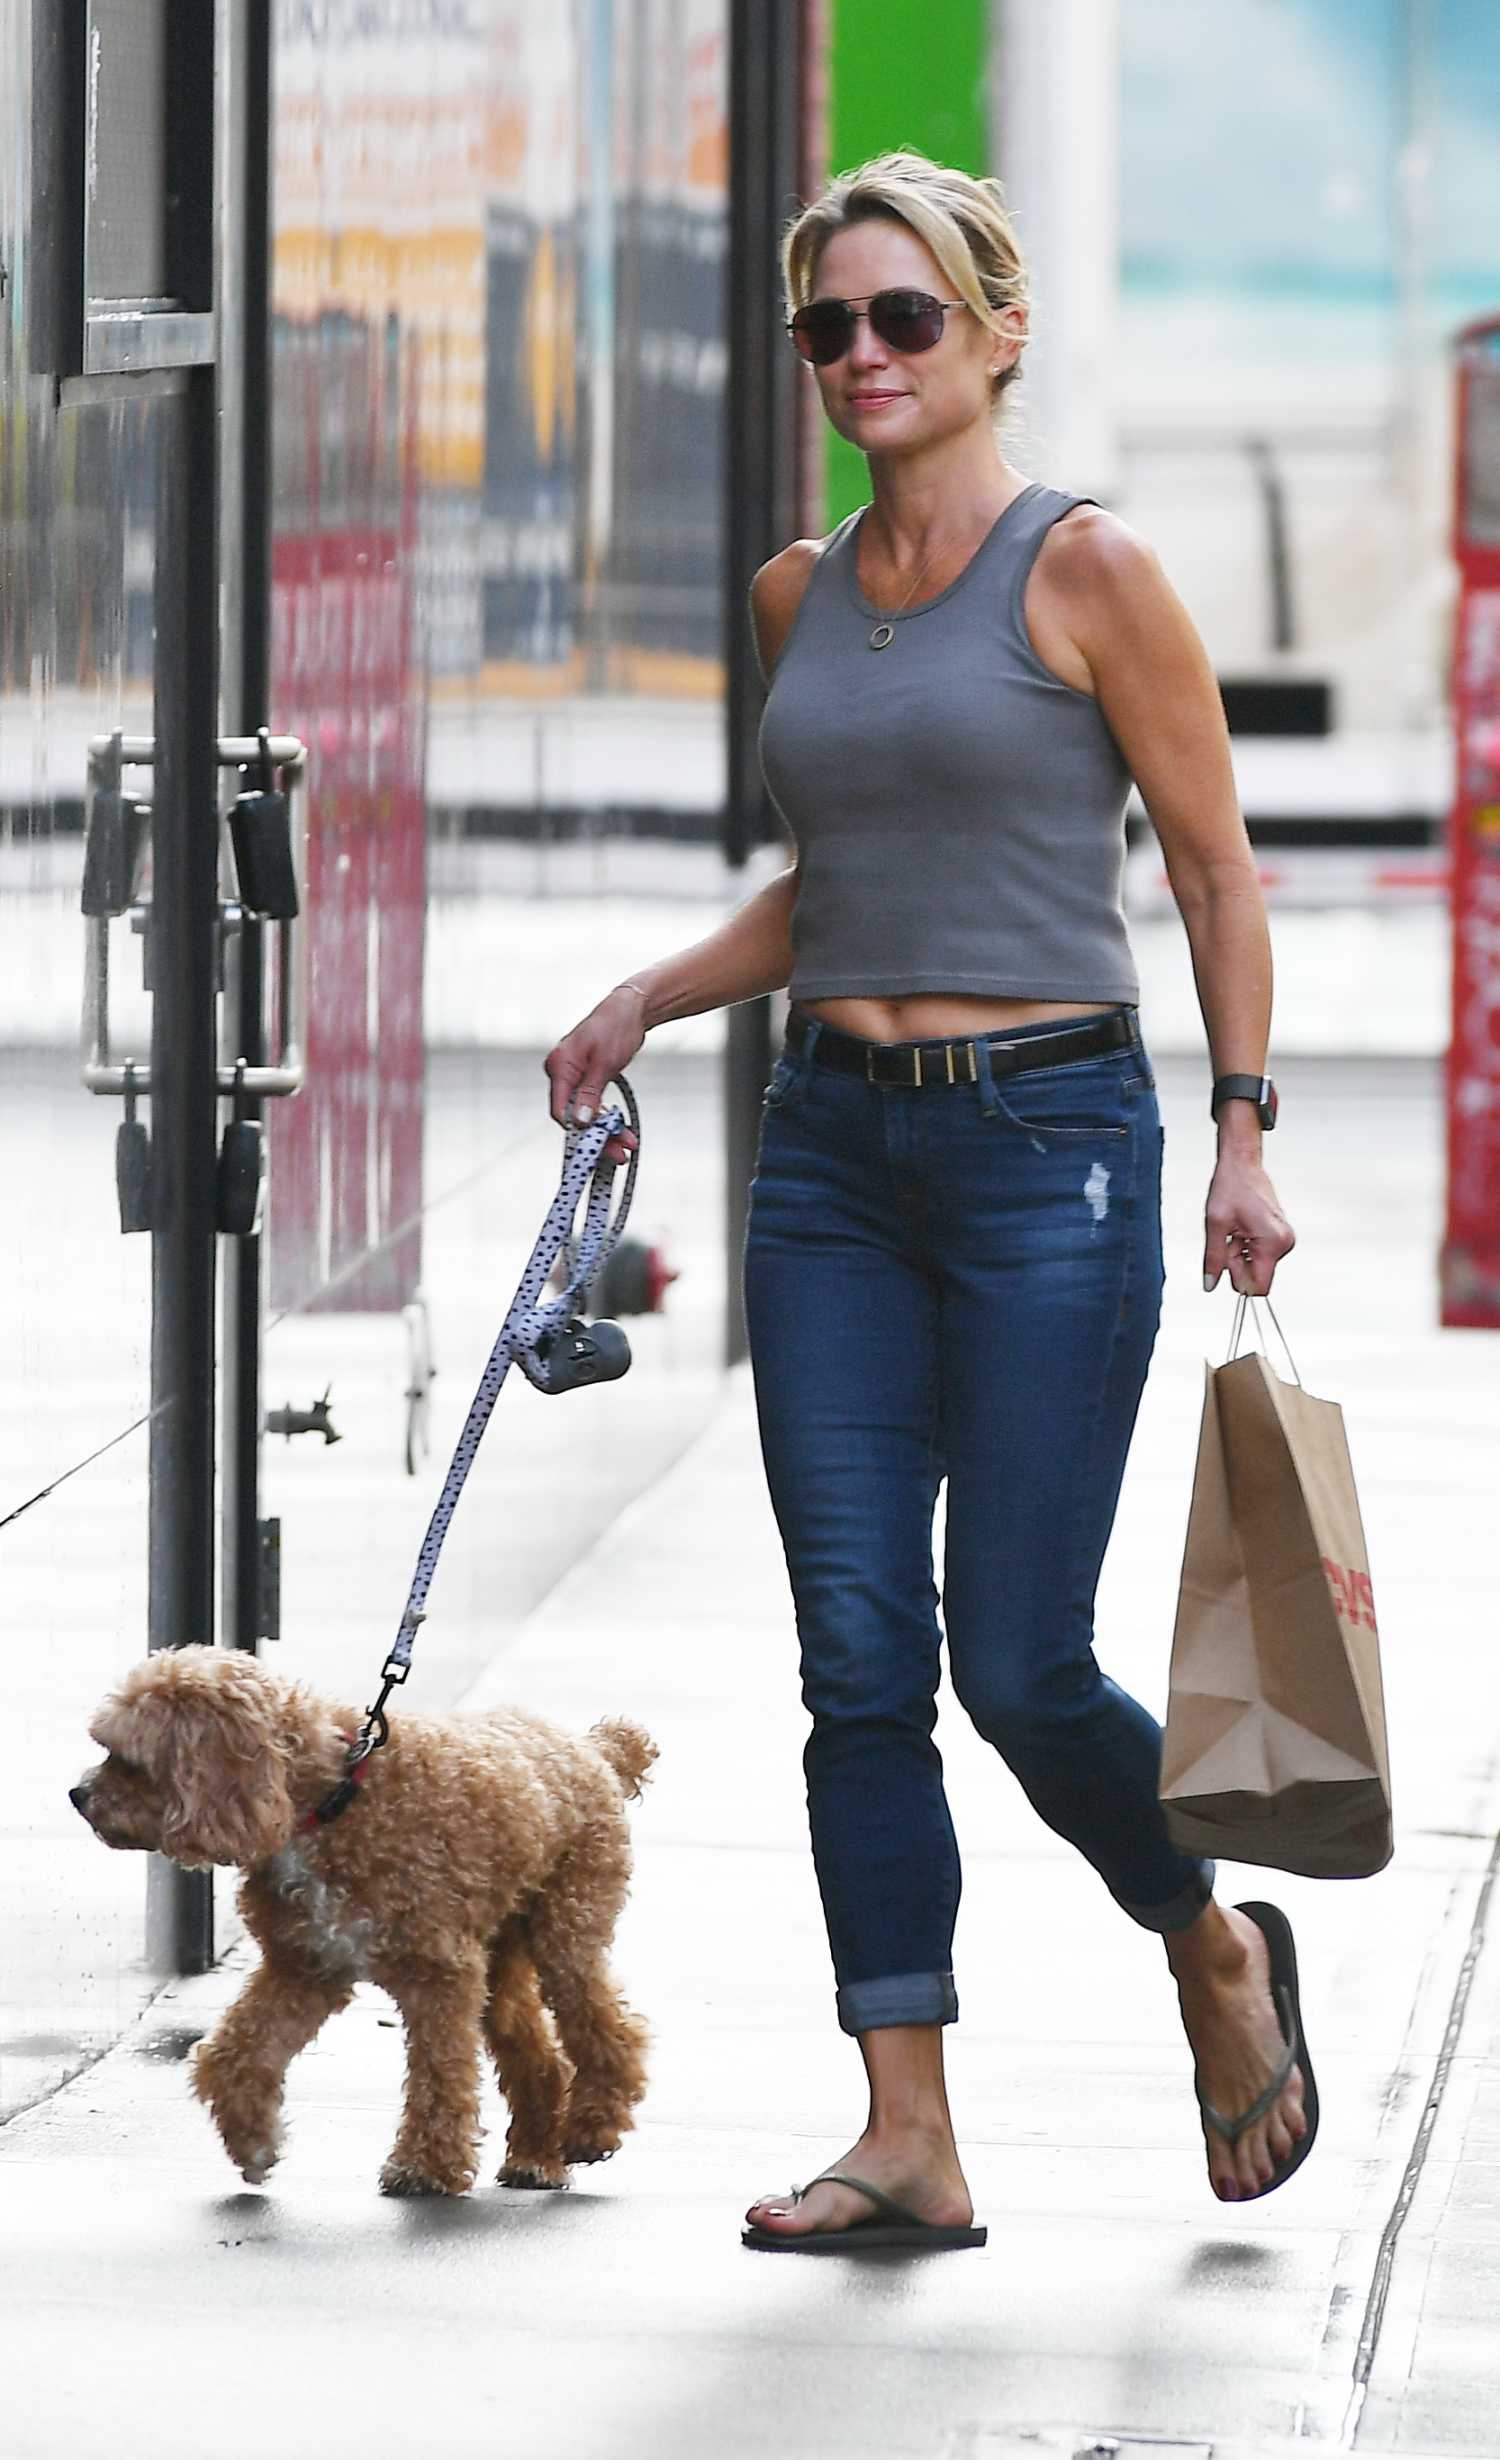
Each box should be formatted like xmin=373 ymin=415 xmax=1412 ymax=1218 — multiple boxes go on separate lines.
xmin=71 ymin=1645 xmax=656 ymax=2197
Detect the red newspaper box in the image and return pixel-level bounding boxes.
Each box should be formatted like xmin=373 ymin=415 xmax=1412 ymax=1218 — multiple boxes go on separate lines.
xmin=1442 ymin=315 xmax=1500 ymax=1329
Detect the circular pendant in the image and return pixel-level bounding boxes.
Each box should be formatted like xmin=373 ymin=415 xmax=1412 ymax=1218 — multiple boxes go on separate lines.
xmin=868 ymin=622 xmax=895 ymax=650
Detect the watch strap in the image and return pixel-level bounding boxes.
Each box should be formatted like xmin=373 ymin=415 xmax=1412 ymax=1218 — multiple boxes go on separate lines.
xmin=1211 ymin=1073 xmax=1277 ymax=1128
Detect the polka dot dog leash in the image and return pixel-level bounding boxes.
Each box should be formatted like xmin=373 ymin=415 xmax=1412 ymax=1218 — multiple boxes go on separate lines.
xmin=345 ymin=1079 xmax=640 ymax=1778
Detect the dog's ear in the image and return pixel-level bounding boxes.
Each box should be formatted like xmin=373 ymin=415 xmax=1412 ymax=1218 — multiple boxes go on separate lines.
xmin=153 ymin=1655 xmax=297 ymax=1869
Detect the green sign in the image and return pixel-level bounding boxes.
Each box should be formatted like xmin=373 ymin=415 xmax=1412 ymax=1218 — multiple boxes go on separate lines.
xmin=824 ymin=0 xmax=988 ymax=523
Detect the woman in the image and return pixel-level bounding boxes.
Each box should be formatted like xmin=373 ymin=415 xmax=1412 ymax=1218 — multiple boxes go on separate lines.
xmin=546 ymin=151 xmax=1307 ymax=2250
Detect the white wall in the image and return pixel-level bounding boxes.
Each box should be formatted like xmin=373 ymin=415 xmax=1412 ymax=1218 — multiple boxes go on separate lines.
xmin=989 ymin=0 xmax=1121 ymax=500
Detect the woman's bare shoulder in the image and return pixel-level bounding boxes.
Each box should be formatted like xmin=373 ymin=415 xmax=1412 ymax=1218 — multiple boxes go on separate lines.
xmin=749 ymin=530 xmax=841 ymax=679
xmin=1039 ymin=503 xmax=1211 ymax=693
xmin=1039 ymin=503 xmax=1166 ymax=601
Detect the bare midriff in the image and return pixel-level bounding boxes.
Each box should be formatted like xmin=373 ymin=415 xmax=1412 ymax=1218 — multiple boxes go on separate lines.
xmin=801 ymin=993 xmax=1117 ymax=1044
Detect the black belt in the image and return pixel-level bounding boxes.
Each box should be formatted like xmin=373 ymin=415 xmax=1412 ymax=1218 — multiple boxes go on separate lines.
xmin=785 ymin=1004 xmax=1139 ymax=1090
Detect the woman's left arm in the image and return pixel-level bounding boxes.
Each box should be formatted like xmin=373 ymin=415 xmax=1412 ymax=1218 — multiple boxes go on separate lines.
xmin=1043 ymin=511 xmax=1294 ymax=1298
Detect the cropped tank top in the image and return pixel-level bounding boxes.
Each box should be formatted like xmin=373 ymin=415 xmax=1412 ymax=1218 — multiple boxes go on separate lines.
xmin=757 ymin=481 xmax=1140 ymax=1006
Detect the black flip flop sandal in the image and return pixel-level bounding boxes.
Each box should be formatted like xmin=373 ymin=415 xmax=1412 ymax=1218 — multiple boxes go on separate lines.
xmin=1196 ymin=1899 xmax=1320 ymax=2203
xmin=741 ymin=2170 xmax=987 ymax=2254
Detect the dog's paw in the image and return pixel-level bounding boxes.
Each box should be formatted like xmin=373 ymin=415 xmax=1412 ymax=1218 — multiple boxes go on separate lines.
xmin=497 ymin=2158 xmax=570 ymax=2191
xmin=562 ymin=2134 xmax=623 ymax=2167
xmin=208 ymin=2116 xmax=282 ymax=2182
xmin=379 ymin=2157 xmax=472 ymax=2198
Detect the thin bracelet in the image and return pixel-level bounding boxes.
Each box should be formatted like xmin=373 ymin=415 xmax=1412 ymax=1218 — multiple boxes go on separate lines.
xmin=615 ymin=979 xmax=649 ymax=1005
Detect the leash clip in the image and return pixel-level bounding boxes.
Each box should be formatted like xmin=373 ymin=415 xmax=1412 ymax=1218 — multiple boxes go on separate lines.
xmin=348 ymin=1712 xmax=387 ymax=1766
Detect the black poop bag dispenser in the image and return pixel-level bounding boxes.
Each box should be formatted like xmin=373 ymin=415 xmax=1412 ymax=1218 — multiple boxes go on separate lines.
xmin=229 ymin=731 xmax=299 ymax=920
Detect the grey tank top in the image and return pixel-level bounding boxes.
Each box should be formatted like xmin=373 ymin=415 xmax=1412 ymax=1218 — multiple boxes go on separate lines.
xmin=757 ymin=481 xmax=1140 ymax=1006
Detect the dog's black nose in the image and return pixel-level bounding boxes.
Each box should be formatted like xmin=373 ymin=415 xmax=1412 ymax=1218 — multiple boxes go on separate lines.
xmin=68 ymin=1784 xmax=90 ymax=1814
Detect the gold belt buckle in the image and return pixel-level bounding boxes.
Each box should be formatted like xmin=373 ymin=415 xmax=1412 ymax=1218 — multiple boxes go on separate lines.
xmin=910 ymin=1046 xmax=923 ymax=1088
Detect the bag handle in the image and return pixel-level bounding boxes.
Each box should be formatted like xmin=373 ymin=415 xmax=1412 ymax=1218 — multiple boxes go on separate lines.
xmin=1227 ymin=1289 xmax=1303 ymax=1387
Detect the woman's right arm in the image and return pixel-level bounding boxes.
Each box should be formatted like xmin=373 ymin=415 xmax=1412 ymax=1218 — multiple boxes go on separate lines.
xmin=543 ymin=866 xmax=799 ymax=1144
xmin=544 ymin=542 xmax=819 ymax=1154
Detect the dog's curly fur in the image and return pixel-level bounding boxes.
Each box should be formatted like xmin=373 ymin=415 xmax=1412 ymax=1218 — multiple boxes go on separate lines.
xmin=72 ymin=1646 xmax=656 ymax=2196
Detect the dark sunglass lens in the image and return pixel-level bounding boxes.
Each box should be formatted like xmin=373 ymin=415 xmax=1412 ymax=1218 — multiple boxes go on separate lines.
xmin=870 ymin=291 xmax=945 ymax=352
xmin=790 ymin=303 xmax=854 ymax=364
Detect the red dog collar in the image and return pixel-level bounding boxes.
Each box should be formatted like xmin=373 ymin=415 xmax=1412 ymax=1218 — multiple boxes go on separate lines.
xmin=299 ymin=1742 xmax=373 ymax=1833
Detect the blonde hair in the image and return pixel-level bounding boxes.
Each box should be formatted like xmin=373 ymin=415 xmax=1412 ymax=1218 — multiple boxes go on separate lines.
xmin=781 ymin=148 xmax=1030 ymax=417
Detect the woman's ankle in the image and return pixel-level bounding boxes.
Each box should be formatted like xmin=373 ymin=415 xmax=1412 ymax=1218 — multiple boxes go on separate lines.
xmin=1163 ymin=1898 xmax=1251 ymax=1986
xmin=864 ymin=2116 xmax=955 ymax=2147
xmin=858 ymin=2019 xmax=955 ymax=2135
xmin=859 ymin=2109 xmax=961 ymax=2162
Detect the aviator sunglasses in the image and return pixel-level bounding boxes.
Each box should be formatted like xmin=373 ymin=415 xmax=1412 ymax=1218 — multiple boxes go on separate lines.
xmin=786 ymin=288 xmax=968 ymax=367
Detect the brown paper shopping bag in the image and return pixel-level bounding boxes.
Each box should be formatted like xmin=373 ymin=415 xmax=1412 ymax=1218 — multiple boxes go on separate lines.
xmin=1160 ymin=1306 xmax=1392 ymax=1879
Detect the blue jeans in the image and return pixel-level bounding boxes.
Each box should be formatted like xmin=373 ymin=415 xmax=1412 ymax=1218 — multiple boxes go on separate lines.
xmin=742 ymin=1008 xmax=1214 ymax=2036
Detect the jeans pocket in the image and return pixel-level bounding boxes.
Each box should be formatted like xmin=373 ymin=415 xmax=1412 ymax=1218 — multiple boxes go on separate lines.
xmin=985 ymin=1061 xmax=1135 ymax=1146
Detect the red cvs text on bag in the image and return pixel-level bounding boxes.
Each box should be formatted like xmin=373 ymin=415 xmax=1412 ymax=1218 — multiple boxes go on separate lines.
xmin=1323 ymin=1558 xmax=1378 ymax=1634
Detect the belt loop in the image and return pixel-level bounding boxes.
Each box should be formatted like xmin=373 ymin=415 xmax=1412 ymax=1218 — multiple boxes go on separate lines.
xmin=970 ymin=1035 xmax=1000 ymax=1119
xmin=797 ymin=1015 xmax=823 ymax=1085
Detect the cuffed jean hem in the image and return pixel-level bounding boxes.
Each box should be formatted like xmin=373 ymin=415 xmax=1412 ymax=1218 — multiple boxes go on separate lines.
xmin=835 ymin=1970 xmax=960 ymax=2036
xmin=1114 ymin=1859 xmax=1217 ymax=1935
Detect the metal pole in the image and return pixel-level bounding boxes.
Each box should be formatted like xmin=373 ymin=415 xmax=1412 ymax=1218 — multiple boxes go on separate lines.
xmin=221 ymin=0 xmax=273 ymax=1657
xmin=724 ymin=0 xmax=802 ymax=1363
xmin=145 ymin=365 xmax=220 ymax=1975
xmin=1246 ymin=436 xmax=1294 ymax=654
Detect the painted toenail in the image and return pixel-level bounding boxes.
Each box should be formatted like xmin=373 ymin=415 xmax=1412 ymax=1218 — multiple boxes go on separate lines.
xmin=1220 ymin=2180 xmax=1239 ymax=2200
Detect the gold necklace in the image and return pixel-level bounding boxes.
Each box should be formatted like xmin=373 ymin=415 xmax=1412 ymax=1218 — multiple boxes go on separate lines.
xmin=865 ymin=525 xmax=962 ymax=651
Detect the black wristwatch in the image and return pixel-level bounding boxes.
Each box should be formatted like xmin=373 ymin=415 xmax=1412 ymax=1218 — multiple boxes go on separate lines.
xmin=1211 ymin=1073 xmax=1278 ymax=1130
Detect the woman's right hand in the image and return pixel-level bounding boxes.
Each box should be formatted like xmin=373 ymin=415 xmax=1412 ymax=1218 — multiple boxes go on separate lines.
xmin=543 ymin=984 xmax=647 ymax=1164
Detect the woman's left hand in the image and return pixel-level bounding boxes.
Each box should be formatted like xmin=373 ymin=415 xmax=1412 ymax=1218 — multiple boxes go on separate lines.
xmin=1203 ymin=1155 xmax=1295 ymax=1297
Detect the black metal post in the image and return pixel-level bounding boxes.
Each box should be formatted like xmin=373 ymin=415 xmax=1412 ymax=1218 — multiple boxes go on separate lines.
xmin=1247 ymin=435 xmax=1295 ymax=654
xmin=724 ymin=0 xmax=802 ymax=1363
xmin=145 ymin=369 xmax=220 ymax=1974
xmin=26 ymin=1 xmax=87 ymax=384
xmin=221 ymin=0 xmax=273 ymax=1657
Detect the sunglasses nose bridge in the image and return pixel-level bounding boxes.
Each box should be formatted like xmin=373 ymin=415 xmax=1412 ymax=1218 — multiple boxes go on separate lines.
xmin=843 ymin=304 xmax=892 ymax=367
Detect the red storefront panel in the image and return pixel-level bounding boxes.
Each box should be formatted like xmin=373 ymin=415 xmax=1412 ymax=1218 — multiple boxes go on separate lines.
xmin=1443 ymin=317 xmax=1500 ymax=1328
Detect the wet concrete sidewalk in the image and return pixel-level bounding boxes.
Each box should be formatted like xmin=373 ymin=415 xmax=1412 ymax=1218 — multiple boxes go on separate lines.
xmin=5 ymin=1057 xmax=1498 ymax=2460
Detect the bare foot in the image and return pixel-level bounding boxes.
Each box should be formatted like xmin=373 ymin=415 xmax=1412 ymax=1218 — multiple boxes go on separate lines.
xmin=744 ymin=2126 xmax=974 ymax=2241
xmin=1168 ymin=1904 xmax=1308 ymax=2200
